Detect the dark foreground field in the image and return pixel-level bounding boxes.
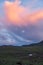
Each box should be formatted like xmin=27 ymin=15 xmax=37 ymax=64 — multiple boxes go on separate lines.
xmin=0 ymin=41 xmax=43 ymax=65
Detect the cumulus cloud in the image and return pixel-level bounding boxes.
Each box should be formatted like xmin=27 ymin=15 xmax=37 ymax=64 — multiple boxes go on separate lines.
xmin=4 ymin=0 xmax=43 ymax=26
xmin=4 ymin=0 xmax=27 ymax=26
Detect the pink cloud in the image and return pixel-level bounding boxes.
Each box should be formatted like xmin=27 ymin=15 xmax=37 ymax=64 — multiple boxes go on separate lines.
xmin=4 ymin=0 xmax=43 ymax=26
xmin=25 ymin=10 xmax=43 ymax=23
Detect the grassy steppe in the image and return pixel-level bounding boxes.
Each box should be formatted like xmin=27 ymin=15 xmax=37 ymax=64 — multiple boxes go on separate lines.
xmin=0 ymin=42 xmax=43 ymax=65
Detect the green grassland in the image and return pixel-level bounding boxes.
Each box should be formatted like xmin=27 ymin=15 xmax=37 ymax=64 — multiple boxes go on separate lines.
xmin=0 ymin=41 xmax=43 ymax=65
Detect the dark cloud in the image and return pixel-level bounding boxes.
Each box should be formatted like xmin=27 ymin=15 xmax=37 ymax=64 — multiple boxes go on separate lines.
xmin=7 ymin=20 xmax=43 ymax=43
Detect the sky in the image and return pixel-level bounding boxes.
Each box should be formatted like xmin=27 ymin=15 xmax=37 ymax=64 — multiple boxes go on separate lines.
xmin=0 ymin=0 xmax=43 ymax=46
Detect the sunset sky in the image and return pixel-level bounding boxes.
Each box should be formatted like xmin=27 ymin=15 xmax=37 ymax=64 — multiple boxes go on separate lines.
xmin=0 ymin=0 xmax=43 ymax=46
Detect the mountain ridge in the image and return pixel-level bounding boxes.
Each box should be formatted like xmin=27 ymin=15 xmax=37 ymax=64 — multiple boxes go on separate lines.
xmin=22 ymin=40 xmax=43 ymax=47
xmin=0 ymin=40 xmax=43 ymax=47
